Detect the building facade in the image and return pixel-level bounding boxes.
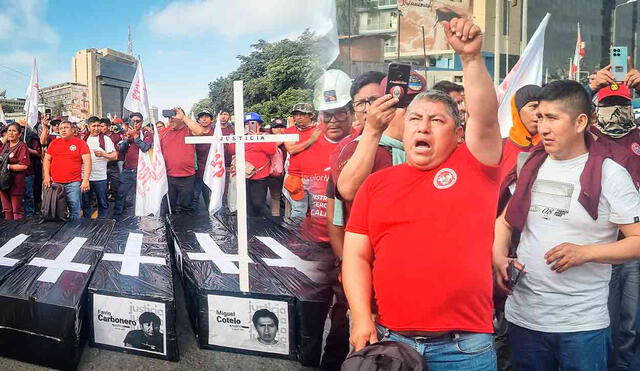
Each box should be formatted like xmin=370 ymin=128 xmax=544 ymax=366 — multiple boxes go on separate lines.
xmin=72 ymin=48 xmax=137 ymax=118
xmin=0 ymin=97 xmax=26 ymax=113
xmin=40 ymin=82 xmax=90 ymax=120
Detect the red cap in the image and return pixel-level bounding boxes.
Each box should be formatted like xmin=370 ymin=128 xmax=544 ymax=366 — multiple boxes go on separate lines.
xmin=113 ymin=117 xmax=125 ymax=124
xmin=378 ymin=70 xmax=427 ymax=100
xmin=597 ymin=83 xmax=631 ymax=102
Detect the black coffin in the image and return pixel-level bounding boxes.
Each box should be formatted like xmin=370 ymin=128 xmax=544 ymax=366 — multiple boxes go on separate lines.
xmin=166 ymin=215 xmax=296 ymax=360
xmin=217 ymin=216 xmax=336 ymax=367
xmin=88 ymin=216 xmax=178 ymax=361
xmin=0 ymin=219 xmax=64 ymax=283
xmin=0 ymin=219 xmax=115 ymax=370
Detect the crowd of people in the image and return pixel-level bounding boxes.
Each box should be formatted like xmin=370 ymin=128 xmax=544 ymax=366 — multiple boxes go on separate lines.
xmin=3 ymin=16 xmax=640 ymax=371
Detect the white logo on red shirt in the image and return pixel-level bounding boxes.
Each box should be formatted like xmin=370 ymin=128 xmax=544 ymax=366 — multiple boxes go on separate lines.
xmin=433 ymin=168 xmax=457 ymax=189
xmin=631 ymin=142 xmax=640 ymax=156
xmin=69 ymin=145 xmax=77 ymax=151
xmin=8 ymin=153 xmax=14 ymax=159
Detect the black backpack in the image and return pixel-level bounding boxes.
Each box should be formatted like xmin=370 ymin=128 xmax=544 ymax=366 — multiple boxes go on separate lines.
xmin=341 ymin=341 xmax=427 ymax=371
xmin=0 ymin=144 xmax=15 ymax=191
xmin=41 ymin=183 xmax=67 ymax=221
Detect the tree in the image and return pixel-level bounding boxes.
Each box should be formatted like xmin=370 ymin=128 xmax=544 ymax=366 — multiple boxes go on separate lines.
xmin=52 ymin=100 xmax=65 ymax=116
xmin=207 ymin=31 xmax=324 ymax=123
xmin=0 ymin=104 xmax=14 ymax=113
xmin=191 ymin=98 xmax=213 ymax=116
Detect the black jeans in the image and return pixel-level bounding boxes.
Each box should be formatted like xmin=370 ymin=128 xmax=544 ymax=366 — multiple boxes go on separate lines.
xmin=246 ymin=178 xmax=271 ymax=217
xmin=168 ymin=175 xmax=195 ymax=214
xmin=106 ymin=161 xmax=120 ymax=197
xmin=114 ymin=169 xmax=136 ymax=215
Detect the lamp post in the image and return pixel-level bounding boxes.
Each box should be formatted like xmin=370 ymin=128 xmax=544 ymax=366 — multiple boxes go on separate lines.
xmin=613 ymin=0 xmax=637 ymax=46
xmin=395 ymin=9 xmax=404 ymax=61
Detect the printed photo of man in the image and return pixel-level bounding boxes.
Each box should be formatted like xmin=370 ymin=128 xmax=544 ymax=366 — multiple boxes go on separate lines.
xmin=124 ymin=312 xmax=164 ymax=354
xmin=252 ymin=309 xmax=279 ymax=346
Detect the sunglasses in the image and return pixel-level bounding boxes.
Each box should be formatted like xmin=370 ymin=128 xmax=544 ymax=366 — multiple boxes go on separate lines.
xmin=319 ymin=110 xmax=349 ymax=122
xmin=131 ymin=119 xmax=143 ymax=124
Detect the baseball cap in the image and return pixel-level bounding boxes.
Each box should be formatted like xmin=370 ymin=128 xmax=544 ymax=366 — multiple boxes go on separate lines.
xmin=291 ymin=103 xmax=314 ymax=114
xmin=244 ymin=112 xmax=264 ymax=124
xmin=284 ymin=175 xmax=304 ymax=200
xmin=197 ymin=109 xmax=214 ymax=119
xmin=377 ymin=70 xmax=427 ymax=103
xmin=129 ymin=112 xmax=144 ymax=120
xmin=271 ymin=118 xmax=286 ymax=128
xmin=313 ymin=69 xmax=353 ymax=111
xmin=597 ymin=83 xmax=631 ymax=102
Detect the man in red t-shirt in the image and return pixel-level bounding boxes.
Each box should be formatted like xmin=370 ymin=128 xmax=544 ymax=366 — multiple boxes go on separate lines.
xmin=343 ymin=18 xmax=502 ymax=370
xmin=192 ymin=110 xmax=215 ymax=212
xmin=114 ymin=112 xmax=154 ymax=215
xmin=283 ymin=102 xmax=322 ymax=218
xmin=159 ymin=107 xmax=205 ymax=214
xmin=43 ymin=120 xmax=91 ymax=219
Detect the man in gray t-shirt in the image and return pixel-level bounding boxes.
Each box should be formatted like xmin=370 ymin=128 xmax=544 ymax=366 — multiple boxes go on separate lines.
xmin=493 ymin=80 xmax=640 ymax=371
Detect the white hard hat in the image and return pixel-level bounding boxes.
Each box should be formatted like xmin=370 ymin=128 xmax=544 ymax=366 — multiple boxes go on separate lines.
xmin=313 ymin=69 xmax=353 ymax=111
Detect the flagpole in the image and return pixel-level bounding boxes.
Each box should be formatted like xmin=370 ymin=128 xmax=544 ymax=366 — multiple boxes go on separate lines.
xmin=576 ymin=23 xmax=581 ymax=82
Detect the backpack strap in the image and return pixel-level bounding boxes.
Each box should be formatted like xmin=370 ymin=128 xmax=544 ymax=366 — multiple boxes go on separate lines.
xmin=98 ymin=134 xmax=106 ymax=151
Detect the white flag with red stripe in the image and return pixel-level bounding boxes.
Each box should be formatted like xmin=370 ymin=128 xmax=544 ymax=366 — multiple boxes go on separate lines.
xmin=123 ymin=61 xmax=168 ymax=216
xmin=203 ymin=113 xmax=226 ymax=214
xmin=570 ymin=23 xmax=585 ymax=80
xmin=497 ymin=13 xmax=550 ymax=137
xmin=23 ymin=59 xmax=39 ymax=128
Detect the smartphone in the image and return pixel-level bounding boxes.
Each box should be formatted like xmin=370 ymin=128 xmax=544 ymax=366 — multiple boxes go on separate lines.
xmin=385 ymin=63 xmax=412 ymax=108
xmin=508 ymin=260 xmax=524 ymax=288
xmin=249 ymin=122 xmax=259 ymax=133
xmin=162 ymin=109 xmax=176 ymax=118
xmin=611 ymin=46 xmax=628 ymax=82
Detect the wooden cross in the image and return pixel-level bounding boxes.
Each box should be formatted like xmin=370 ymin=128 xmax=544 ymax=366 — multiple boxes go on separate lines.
xmin=185 ymin=80 xmax=299 ymax=292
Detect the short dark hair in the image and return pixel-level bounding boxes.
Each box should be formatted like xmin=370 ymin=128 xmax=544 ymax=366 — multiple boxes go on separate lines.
xmin=99 ymin=118 xmax=111 ymax=126
xmin=139 ymin=312 xmax=161 ymax=327
xmin=350 ymin=71 xmax=386 ymax=98
xmin=432 ymin=80 xmax=464 ymax=95
xmin=5 ymin=122 xmax=22 ymax=136
xmin=219 ymin=109 xmax=230 ymax=115
xmin=87 ymin=116 xmax=101 ymax=124
xmin=129 ymin=112 xmax=144 ymax=120
xmin=252 ymin=309 xmax=279 ymax=329
xmin=408 ymin=90 xmax=463 ymax=127
xmin=538 ymin=80 xmax=592 ymax=120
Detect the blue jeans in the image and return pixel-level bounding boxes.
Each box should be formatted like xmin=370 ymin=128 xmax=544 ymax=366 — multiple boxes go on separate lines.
xmin=508 ymin=322 xmax=608 ymax=371
xmin=191 ymin=176 xmax=210 ymax=212
xmin=58 ymin=181 xmax=81 ymax=220
xmin=377 ymin=324 xmax=496 ymax=371
xmin=114 ymin=170 xmax=136 ymax=215
xmin=608 ymin=262 xmax=640 ymax=371
xmin=22 ymin=174 xmax=34 ymax=216
xmin=81 ymin=179 xmax=108 ymax=218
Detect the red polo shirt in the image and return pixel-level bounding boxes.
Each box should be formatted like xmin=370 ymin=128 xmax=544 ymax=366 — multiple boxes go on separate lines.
xmin=346 ymin=144 xmax=499 ymax=333
xmin=246 ymin=142 xmax=277 ymax=180
xmin=160 ymin=125 xmax=196 ymax=177
xmin=47 ymin=137 xmax=90 ymax=183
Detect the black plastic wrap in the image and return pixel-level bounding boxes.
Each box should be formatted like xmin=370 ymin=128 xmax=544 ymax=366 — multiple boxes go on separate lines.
xmin=216 ymin=216 xmax=336 ymax=367
xmin=0 ymin=219 xmax=115 ymax=370
xmin=88 ymin=216 xmax=178 ymax=361
xmin=166 ymin=215 xmax=296 ymax=359
xmin=0 ymin=219 xmax=64 ymax=283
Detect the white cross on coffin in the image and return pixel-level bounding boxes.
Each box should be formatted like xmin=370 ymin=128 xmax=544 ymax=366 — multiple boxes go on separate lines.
xmin=102 ymin=232 xmax=166 ymax=276
xmin=28 ymin=237 xmax=91 ymax=283
xmin=256 ymin=236 xmax=333 ymax=284
xmin=188 ymin=233 xmax=253 ymax=275
xmin=185 ymin=80 xmax=299 ymax=292
xmin=0 ymin=234 xmax=29 ymax=267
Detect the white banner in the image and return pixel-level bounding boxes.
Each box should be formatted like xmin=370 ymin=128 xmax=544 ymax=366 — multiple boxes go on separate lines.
xmin=23 ymin=59 xmax=39 ymax=128
xmin=203 ymin=114 xmax=226 ymax=214
xmin=207 ymin=295 xmax=289 ymax=355
xmin=497 ymin=13 xmax=550 ymax=137
xmin=93 ymin=294 xmax=167 ymax=355
xmin=124 ymin=61 xmax=168 ymax=216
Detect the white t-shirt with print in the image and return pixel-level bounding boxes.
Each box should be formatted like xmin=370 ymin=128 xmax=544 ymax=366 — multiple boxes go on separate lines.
xmin=86 ymin=135 xmax=115 ymax=181
xmin=506 ymin=153 xmax=640 ymax=333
